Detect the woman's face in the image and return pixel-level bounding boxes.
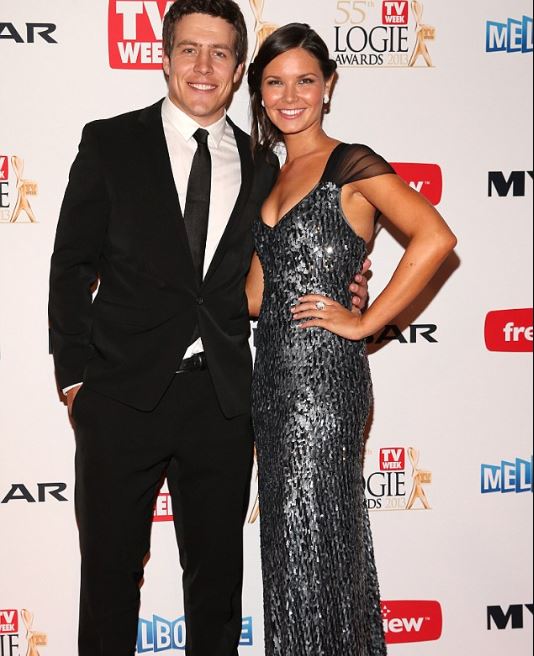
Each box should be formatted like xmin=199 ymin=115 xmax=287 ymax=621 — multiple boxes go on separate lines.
xmin=261 ymin=47 xmax=332 ymax=138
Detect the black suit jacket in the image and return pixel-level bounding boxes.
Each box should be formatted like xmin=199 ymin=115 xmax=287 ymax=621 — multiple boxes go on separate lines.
xmin=49 ymin=99 xmax=278 ymax=416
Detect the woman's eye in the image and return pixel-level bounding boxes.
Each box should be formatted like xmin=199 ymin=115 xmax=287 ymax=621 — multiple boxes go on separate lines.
xmin=267 ymin=80 xmax=282 ymax=86
xmin=299 ymin=78 xmax=315 ymax=85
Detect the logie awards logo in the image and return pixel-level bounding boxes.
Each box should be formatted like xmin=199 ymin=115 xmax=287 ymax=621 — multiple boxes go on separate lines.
xmin=0 ymin=609 xmax=47 ymax=656
xmin=333 ymin=0 xmax=436 ymax=67
xmin=365 ymin=446 xmax=433 ymax=512
xmin=0 ymin=156 xmax=38 ymax=224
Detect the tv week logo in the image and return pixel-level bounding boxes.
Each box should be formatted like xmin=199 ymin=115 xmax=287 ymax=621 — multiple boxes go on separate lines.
xmin=109 ymin=0 xmax=173 ymax=69
xmin=0 ymin=610 xmax=18 ymax=635
xmin=382 ymin=601 xmax=443 ymax=644
xmin=391 ymin=163 xmax=443 ymax=205
xmin=153 ymin=491 xmax=173 ymax=522
xmin=380 ymin=448 xmax=406 ymax=471
xmin=382 ymin=1 xmax=409 ymax=25
xmin=485 ymin=308 xmax=533 ymax=353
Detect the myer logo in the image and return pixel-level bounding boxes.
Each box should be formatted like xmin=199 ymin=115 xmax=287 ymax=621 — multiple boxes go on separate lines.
xmin=108 ymin=0 xmax=173 ymax=69
xmin=487 ymin=604 xmax=533 ymax=630
xmin=488 ymin=170 xmax=533 ymax=197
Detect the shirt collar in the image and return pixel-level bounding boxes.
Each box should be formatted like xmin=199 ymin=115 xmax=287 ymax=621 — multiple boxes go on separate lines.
xmin=162 ymin=96 xmax=227 ymax=149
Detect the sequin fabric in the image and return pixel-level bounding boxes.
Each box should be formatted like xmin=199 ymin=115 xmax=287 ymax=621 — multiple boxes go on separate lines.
xmin=252 ymin=144 xmax=394 ymax=656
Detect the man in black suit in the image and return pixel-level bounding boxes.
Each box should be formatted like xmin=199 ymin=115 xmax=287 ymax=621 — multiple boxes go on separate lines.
xmin=49 ymin=1 xmax=368 ymax=655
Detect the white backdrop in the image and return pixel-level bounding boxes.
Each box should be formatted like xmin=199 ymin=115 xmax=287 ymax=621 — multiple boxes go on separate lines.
xmin=0 ymin=1 xmax=533 ymax=654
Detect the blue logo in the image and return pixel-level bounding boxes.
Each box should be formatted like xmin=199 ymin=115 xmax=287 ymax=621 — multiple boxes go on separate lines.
xmin=486 ymin=16 xmax=533 ymax=53
xmin=136 ymin=616 xmax=253 ymax=652
xmin=481 ymin=457 xmax=533 ymax=494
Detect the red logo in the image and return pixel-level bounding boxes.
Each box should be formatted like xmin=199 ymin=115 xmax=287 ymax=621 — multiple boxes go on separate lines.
xmin=380 ymin=448 xmax=406 ymax=471
xmin=0 ymin=156 xmax=8 ymax=181
xmin=391 ymin=163 xmax=443 ymax=205
xmin=485 ymin=309 xmax=533 ymax=353
xmin=153 ymin=492 xmax=174 ymax=522
xmin=382 ymin=1 xmax=409 ymax=25
xmin=0 ymin=610 xmax=18 ymax=635
xmin=108 ymin=0 xmax=172 ymax=69
xmin=382 ymin=601 xmax=443 ymax=644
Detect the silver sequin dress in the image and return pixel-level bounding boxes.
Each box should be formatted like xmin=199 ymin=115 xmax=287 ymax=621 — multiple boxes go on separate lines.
xmin=252 ymin=144 xmax=394 ymax=656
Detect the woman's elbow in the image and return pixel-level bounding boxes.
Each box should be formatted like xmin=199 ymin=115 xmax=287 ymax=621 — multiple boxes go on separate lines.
xmin=440 ymin=228 xmax=458 ymax=254
xmin=429 ymin=226 xmax=457 ymax=259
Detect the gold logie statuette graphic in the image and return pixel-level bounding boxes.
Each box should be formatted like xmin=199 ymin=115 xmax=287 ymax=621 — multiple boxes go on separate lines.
xmin=249 ymin=0 xmax=278 ymax=59
xmin=409 ymin=0 xmax=436 ymax=67
xmin=406 ymin=447 xmax=432 ymax=510
xmin=21 ymin=610 xmax=47 ymax=656
xmin=248 ymin=449 xmax=260 ymax=524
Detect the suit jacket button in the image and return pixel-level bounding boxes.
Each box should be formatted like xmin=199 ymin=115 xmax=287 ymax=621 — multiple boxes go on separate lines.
xmin=197 ymin=297 xmax=204 ymax=305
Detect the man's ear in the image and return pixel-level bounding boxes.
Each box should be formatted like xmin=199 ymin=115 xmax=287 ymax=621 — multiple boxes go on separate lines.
xmin=163 ymin=54 xmax=171 ymax=78
xmin=233 ymin=62 xmax=245 ymax=85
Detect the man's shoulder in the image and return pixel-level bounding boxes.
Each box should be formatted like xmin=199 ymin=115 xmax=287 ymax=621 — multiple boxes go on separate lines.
xmin=83 ymin=99 xmax=164 ymax=138
xmin=226 ymin=115 xmax=250 ymax=142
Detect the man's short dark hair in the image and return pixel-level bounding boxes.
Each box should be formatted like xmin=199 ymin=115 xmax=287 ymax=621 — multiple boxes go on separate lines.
xmin=163 ymin=0 xmax=248 ymax=65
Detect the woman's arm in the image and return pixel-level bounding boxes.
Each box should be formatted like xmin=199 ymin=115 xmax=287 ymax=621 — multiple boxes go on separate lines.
xmin=246 ymin=252 xmax=265 ymax=319
xmin=293 ymin=174 xmax=457 ymax=338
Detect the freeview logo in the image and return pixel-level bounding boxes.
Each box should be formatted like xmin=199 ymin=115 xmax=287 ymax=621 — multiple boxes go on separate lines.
xmin=382 ymin=600 xmax=443 ymax=643
xmin=485 ymin=309 xmax=533 ymax=353
xmin=391 ymin=163 xmax=443 ymax=205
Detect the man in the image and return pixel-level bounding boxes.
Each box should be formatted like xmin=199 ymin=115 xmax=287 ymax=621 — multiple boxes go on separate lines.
xmin=49 ymin=1 xmax=368 ymax=655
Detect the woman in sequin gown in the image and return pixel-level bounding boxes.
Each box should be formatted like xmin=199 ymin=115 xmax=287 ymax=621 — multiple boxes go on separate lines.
xmin=246 ymin=25 xmax=457 ymax=656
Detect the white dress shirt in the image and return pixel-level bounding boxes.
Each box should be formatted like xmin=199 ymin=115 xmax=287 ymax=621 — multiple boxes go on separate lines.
xmin=161 ymin=96 xmax=242 ymax=358
xmin=63 ymin=97 xmax=242 ymax=394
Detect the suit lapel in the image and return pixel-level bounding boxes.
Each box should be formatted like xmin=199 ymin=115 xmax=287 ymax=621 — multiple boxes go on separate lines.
xmin=138 ymin=100 xmax=196 ymax=278
xmin=204 ymin=118 xmax=254 ymax=285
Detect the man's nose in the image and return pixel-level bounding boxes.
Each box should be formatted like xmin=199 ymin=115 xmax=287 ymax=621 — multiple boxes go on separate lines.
xmin=194 ymin=51 xmax=214 ymax=75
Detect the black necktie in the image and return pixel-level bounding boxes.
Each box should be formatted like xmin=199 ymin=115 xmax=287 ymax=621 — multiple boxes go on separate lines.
xmin=184 ymin=128 xmax=211 ymax=347
xmin=184 ymin=128 xmax=212 ymax=287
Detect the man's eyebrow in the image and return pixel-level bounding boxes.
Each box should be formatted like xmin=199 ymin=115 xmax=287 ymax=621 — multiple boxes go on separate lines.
xmin=174 ymin=40 xmax=233 ymax=51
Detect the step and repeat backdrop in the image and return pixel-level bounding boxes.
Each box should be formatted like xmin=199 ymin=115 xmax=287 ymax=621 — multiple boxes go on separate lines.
xmin=0 ymin=0 xmax=532 ymax=654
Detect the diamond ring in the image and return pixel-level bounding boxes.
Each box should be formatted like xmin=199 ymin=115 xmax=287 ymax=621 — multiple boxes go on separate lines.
xmin=315 ymin=301 xmax=327 ymax=311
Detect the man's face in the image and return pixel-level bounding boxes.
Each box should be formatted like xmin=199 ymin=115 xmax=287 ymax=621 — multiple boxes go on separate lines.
xmin=163 ymin=13 xmax=244 ymax=126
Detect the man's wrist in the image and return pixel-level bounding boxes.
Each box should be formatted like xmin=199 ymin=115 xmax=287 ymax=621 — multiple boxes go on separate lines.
xmin=63 ymin=383 xmax=83 ymax=395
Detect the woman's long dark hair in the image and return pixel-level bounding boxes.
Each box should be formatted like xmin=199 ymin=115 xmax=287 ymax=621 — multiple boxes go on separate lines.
xmin=248 ymin=23 xmax=338 ymax=153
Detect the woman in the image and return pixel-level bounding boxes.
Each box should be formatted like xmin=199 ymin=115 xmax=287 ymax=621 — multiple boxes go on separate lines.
xmin=246 ymin=23 xmax=457 ymax=656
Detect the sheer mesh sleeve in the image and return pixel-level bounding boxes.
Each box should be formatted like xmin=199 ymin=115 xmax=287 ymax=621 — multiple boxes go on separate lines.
xmin=325 ymin=144 xmax=395 ymax=187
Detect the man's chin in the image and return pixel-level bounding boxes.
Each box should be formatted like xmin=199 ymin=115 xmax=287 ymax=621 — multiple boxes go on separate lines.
xmin=184 ymin=101 xmax=226 ymax=124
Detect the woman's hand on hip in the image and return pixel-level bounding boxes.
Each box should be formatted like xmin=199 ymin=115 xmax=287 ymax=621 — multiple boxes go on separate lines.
xmin=292 ymin=295 xmax=370 ymax=341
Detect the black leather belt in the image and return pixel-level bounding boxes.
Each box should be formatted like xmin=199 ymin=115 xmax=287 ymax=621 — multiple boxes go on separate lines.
xmin=178 ymin=352 xmax=207 ymax=373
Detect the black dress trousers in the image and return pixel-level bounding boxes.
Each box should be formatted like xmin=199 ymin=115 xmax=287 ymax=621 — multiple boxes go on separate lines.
xmin=73 ymin=369 xmax=254 ymax=656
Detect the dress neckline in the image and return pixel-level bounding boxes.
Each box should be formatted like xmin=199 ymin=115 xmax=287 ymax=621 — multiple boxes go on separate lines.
xmin=259 ymin=142 xmax=345 ymax=230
